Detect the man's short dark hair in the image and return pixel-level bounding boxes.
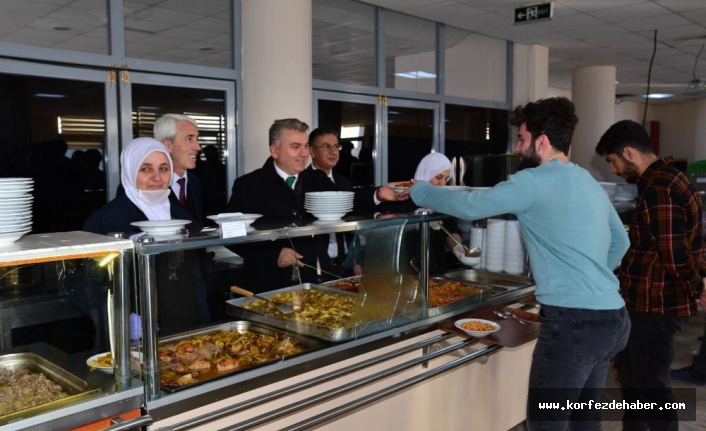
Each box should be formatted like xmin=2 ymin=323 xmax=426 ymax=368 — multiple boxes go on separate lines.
xmin=509 ymin=97 xmax=578 ymax=155
xmin=308 ymin=127 xmax=339 ymax=145
xmin=595 ymin=120 xmax=652 ymax=157
xmin=269 ymin=118 xmax=309 ymax=145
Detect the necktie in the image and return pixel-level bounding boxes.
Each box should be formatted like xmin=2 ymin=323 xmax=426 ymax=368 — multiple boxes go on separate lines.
xmin=177 ymin=177 xmax=187 ymax=206
xmin=285 ymin=176 xmax=296 ymax=189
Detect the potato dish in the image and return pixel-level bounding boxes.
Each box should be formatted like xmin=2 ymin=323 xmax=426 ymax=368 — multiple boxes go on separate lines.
xmin=428 ymin=279 xmax=485 ymax=308
xmin=244 ymin=290 xmax=357 ymax=327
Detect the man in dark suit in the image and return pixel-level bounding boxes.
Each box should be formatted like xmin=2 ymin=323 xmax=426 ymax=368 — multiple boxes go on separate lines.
xmin=154 ymin=114 xmax=204 ymax=226
xmin=226 ymin=119 xmax=335 ymax=292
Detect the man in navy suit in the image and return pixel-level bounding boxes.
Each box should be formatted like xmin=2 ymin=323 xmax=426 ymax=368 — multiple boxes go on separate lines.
xmin=154 ymin=114 xmax=204 ymax=225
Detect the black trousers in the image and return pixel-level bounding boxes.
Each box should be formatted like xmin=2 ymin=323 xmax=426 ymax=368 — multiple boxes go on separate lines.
xmin=613 ymin=311 xmax=691 ymax=431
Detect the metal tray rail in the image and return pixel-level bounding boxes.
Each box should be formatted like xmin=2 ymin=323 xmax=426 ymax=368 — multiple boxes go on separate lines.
xmin=226 ymin=283 xmax=421 ymax=342
xmin=441 ymin=269 xmax=534 ymax=290
xmin=156 ymin=321 xmax=321 ymax=393
xmin=0 ymin=353 xmax=99 ymax=425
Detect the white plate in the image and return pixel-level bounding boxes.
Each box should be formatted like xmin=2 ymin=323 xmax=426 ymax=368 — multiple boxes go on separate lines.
xmin=0 ymin=214 xmax=31 ymax=223
xmin=455 ymin=318 xmax=501 ymax=337
xmin=206 ymin=213 xmax=262 ymax=227
xmin=86 ymin=351 xmax=141 ymax=374
xmin=0 ymin=203 xmax=32 ymax=212
xmin=439 ymin=186 xmax=472 ymax=191
xmin=131 ymin=219 xmax=191 ymax=236
xmin=391 ymin=186 xmax=409 ymax=193
xmin=305 ymin=191 xmax=354 ymax=197
xmin=0 ymin=229 xmax=31 ymax=246
xmin=0 ymin=222 xmax=31 ymax=233
xmin=310 ymin=212 xmax=347 ymax=221
xmin=0 ymin=178 xmax=33 ymax=185
xmin=0 ymin=190 xmax=32 ymax=198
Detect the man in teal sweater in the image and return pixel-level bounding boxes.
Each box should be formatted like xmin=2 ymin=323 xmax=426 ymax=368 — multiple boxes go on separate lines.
xmin=411 ymin=97 xmax=630 ymax=431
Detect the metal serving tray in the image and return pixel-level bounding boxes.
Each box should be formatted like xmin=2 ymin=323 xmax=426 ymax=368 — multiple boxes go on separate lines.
xmin=157 ymin=321 xmax=321 ymax=393
xmin=226 ymin=283 xmax=421 ymax=342
xmin=441 ymin=269 xmax=534 ymax=290
xmin=0 ymin=352 xmax=99 ymax=425
xmin=426 ymin=277 xmax=493 ymax=317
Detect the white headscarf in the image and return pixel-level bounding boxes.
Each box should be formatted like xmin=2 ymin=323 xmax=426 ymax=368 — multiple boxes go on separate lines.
xmin=121 ymin=137 xmax=173 ymax=221
xmin=414 ymin=153 xmax=454 ymax=183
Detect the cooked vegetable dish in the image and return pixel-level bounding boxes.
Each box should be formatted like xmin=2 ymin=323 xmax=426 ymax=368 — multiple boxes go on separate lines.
xmin=159 ymin=329 xmax=305 ymax=387
xmin=244 ymin=290 xmax=358 ymax=327
xmin=394 ymin=181 xmax=411 ymax=187
xmin=460 ymin=321 xmax=495 ymax=332
xmin=428 ymin=280 xmax=485 ymax=308
xmin=0 ymin=368 xmax=68 ymax=415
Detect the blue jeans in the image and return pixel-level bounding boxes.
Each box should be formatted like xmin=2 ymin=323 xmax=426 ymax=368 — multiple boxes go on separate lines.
xmin=527 ymin=305 xmax=630 ymax=431
xmin=613 ymin=312 xmax=691 ymax=431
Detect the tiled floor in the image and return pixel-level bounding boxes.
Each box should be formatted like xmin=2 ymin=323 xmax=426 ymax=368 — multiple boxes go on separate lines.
xmin=509 ymin=312 xmax=706 ymax=430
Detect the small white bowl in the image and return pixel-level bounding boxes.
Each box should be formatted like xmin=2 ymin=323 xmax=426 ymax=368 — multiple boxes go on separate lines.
xmin=459 ymin=254 xmax=480 ymax=266
xmin=455 ymin=318 xmax=501 ymax=337
xmin=207 ymin=213 xmax=262 ymax=227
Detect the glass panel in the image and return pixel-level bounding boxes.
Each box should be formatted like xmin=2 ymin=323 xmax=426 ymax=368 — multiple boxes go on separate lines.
xmin=312 ymin=0 xmax=376 ymax=86
xmin=0 ymin=0 xmax=108 ymax=54
xmin=0 ymin=73 xmax=107 ymax=233
xmin=445 ymin=26 xmax=507 ymax=102
xmin=131 ymin=84 xmax=229 ymax=217
xmin=444 ymin=104 xmax=511 ymax=186
xmin=124 ymin=0 xmax=232 ymax=69
xmin=385 ymin=11 xmax=436 ymax=94
xmin=317 ymin=99 xmax=376 ymax=188
xmin=387 ymin=106 xmax=434 ymax=182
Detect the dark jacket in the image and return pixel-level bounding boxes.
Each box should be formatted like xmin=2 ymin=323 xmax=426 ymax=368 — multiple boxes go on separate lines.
xmin=171 ymin=171 xmax=204 ymax=227
xmin=226 ymin=158 xmax=335 ymax=292
xmin=84 ymin=188 xmax=210 ymax=335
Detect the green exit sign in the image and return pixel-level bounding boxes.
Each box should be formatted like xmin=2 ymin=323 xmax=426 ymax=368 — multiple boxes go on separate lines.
xmin=515 ymin=3 xmax=553 ymax=24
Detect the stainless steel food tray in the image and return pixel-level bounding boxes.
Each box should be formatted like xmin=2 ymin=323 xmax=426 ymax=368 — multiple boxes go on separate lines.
xmin=0 ymin=352 xmax=99 ymax=424
xmin=157 ymin=321 xmax=321 ymax=393
xmin=226 ymin=283 xmax=421 ymax=342
xmin=441 ymin=269 xmax=534 ymax=290
xmin=426 ymin=277 xmax=493 ymax=317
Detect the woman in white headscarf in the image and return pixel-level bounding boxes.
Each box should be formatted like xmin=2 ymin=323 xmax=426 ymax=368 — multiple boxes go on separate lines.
xmin=84 ymin=137 xmax=209 ymax=334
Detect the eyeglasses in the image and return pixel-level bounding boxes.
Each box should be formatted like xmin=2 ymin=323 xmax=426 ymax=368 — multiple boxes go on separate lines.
xmin=312 ymin=143 xmax=342 ymax=151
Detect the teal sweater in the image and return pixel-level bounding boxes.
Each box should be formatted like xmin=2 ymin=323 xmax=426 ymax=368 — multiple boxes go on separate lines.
xmin=411 ymin=160 xmax=629 ymax=310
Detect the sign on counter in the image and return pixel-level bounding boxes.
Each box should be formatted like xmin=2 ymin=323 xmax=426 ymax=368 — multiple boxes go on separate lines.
xmin=515 ymin=3 xmax=553 ymax=24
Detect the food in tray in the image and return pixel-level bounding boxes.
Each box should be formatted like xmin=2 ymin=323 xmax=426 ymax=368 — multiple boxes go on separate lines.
xmin=428 ymin=279 xmax=485 ymax=308
xmin=243 ymin=290 xmax=358 ymax=327
xmin=89 ymin=352 xmax=113 ymax=368
xmin=394 ymin=181 xmax=411 ymax=188
xmin=459 ymin=320 xmax=495 ymax=332
xmin=158 ymin=329 xmax=305 ymax=387
xmin=326 ymin=278 xmax=361 ymax=293
xmin=454 ymin=318 xmax=501 ymax=337
xmin=0 ymin=368 xmax=69 ymax=416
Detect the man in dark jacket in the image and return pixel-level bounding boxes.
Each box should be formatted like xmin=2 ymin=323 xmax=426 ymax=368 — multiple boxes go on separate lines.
xmin=226 ymin=119 xmax=335 ymax=292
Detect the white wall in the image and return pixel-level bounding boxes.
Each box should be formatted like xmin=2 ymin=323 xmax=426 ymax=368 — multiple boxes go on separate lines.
xmin=650 ymin=101 xmax=697 ymax=161
xmin=512 ymin=44 xmax=548 ymax=106
xmin=614 ymin=101 xmax=646 ymax=123
xmin=547 ymin=87 xmax=571 ymax=99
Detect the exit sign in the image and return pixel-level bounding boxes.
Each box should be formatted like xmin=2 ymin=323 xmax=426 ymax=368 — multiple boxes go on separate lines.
xmin=515 ymin=3 xmax=553 ymax=24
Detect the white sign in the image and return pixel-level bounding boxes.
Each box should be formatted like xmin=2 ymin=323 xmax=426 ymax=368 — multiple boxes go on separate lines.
xmin=220 ymin=220 xmax=247 ymax=238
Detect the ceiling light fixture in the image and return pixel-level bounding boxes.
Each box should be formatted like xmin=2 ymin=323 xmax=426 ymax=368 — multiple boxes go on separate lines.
xmin=684 ymin=44 xmax=706 ymax=97
xmin=641 ymin=93 xmax=674 ymax=99
xmin=34 ymin=93 xmax=66 ymax=98
xmin=52 ymin=26 xmax=71 ymax=31
xmin=394 ymin=71 xmax=436 ymax=79
xmin=198 ymin=47 xmax=213 ymax=51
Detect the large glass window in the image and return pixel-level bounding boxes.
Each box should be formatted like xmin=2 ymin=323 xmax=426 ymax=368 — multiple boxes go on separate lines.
xmin=0 ymin=0 xmax=108 ymax=54
xmin=445 ymin=26 xmax=507 ymax=102
xmin=124 ymin=0 xmax=232 ymax=69
xmin=312 ymin=0 xmax=376 ymax=86
xmin=385 ymin=11 xmax=437 ymax=94
xmin=0 ymin=73 xmax=108 ymax=233
xmin=387 ymin=106 xmax=435 ymax=182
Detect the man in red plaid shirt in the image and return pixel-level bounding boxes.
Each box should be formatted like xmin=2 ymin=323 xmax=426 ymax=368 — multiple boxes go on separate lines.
xmin=596 ymin=119 xmax=706 ymax=431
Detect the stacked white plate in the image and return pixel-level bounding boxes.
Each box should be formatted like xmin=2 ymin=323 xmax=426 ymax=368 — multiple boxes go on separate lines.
xmin=0 ymin=178 xmax=34 ymax=246
xmin=503 ymin=220 xmax=526 ymax=275
xmin=485 ymin=219 xmax=506 ymax=273
xmin=613 ymin=183 xmax=637 ymax=203
xmin=469 ymin=227 xmax=486 ymax=269
xmin=305 ymin=191 xmax=354 ymax=221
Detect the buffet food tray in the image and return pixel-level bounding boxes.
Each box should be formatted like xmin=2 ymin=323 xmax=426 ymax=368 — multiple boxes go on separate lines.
xmin=157 ymin=321 xmax=320 ymax=393
xmin=226 ymin=283 xmax=421 ymax=342
xmin=0 ymin=353 xmax=99 ymax=424
xmin=441 ymin=270 xmax=534 ymax=290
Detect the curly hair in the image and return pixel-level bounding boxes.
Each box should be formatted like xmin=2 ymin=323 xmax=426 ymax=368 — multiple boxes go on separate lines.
xmin=269 ymin=118 xmax=309 ymax=146
xmin=595 ymin=120 xmax=652 ymax=157
xmin=509 ymin=97 xmax=578 ymax=155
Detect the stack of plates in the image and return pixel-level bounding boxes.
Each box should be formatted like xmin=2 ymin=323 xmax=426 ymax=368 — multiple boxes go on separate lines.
xmin=503 ymin=220 xmax=526 ymax=275
xmin=598 ymin=182 xmax=617 ymax=201
xmin=469 ymin=227 xmax=486 ymax=269
xmin=613 ymin=183 xmax=637 ymax=203
xmin=485 ymin=219 xmax=506 ymax=273
xmin=305 ymin=191 xmax=354 ymax=221
xmin=0 ymin=178 xmax=34 ymax=246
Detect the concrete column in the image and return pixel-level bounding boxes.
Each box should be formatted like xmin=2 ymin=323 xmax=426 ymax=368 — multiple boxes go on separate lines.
xmin=695 ymin=98 xmax=706 ymax=161
xmin=241 ymin=0 xmax=312 ymax=173
xmin=512 ymin=43 xmax=548 ymax=107
xmin=571 ymin=66 xmax=616 ymax=181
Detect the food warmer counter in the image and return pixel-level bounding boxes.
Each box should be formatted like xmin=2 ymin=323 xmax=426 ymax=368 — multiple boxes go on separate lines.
xmin=132 ymin=213 xmax=537 ymax=430
xmin=0 ymin=231 xmax=146 ymax=431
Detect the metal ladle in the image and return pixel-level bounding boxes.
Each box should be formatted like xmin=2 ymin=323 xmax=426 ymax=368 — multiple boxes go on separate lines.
xmin=230 ymin=285 xmax=296 ymax=314
xmin=438 ymin=224 xmax=481 ymax=257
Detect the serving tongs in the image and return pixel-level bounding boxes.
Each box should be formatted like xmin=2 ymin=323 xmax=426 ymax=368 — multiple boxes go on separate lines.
xmin=230 ymin=285 xmax=299 ymax=314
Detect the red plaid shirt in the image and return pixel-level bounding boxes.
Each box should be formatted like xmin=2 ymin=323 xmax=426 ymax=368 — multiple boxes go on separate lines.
xmin=619 ymin=159 xmax=706 ymax=316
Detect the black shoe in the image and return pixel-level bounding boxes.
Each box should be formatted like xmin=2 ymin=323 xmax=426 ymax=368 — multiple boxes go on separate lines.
xmin=670 ymin=367 xmax=706 ymax=386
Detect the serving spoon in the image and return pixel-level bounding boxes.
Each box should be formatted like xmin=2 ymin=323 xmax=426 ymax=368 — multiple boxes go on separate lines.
xmin=438 ymin=224 xmax=481 ymax=257
xmin=230 ymin=285 xmax=296 ymax=314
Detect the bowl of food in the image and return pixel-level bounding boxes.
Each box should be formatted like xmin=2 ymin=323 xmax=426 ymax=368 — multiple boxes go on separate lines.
xmin=86 ymin=351 xmax=142 ymax=373
xmin=454 ymin=318 xmax=500 ymax=337
xmin=207 ymin=213 xmax=263 ymax=228
xmin=390 ymin=181 xmax=411 ymax=193
xmin=131 ymin=220 xmax=191 ymax=236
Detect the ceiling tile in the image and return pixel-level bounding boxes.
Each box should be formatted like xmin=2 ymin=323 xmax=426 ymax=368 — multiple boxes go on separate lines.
xmin=655 ymin=0 xmax=706 ymax=13
xmin=159 ymin=0 xmax=229 ymax=15
xmin=446 ymin=12 xmax=510 ymax=31
xmin=159 ymin=27 xmax=220 ymax=41
xmin=559 ymin=24 xmax=629 ymax=39
xmin=186 ymin=16 xmax=230 ymax=33
xmin=680 ymin=8 xmax=706 ymax=22
xmin=130 ymin=6 xmax=203 ymax=26
xmin=404 ymin=1 xmax=486 ymax=22
xmin=557 ymin=0 xmax=649 ymax=13
xmin=585 ymin=32 xmax=650 ymax=46
xmin=588 ymin=2 xmax=672 ymax=23
xmin=522 ymin=13 xmax=606 ymax=32
xmin=493 ymin=2 xmax=580 ymax=19
xmin=616 ymin=14 xmax=692 ymax=31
